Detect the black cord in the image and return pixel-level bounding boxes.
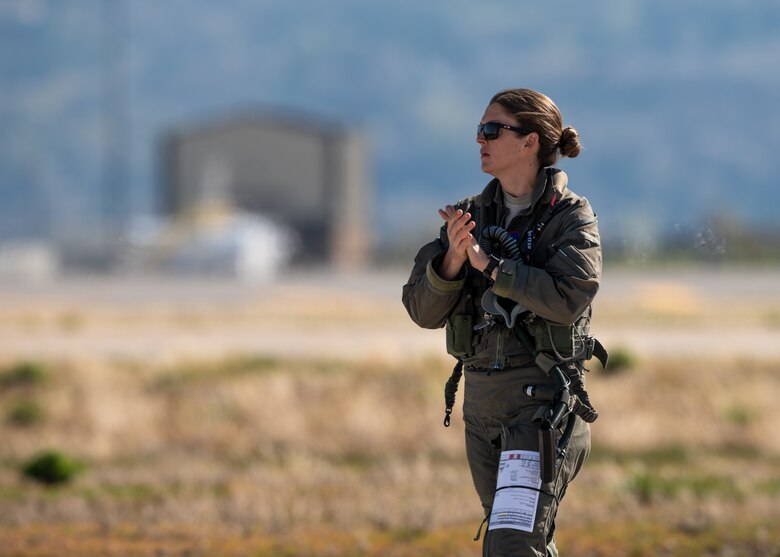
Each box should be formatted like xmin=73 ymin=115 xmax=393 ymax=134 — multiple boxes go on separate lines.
xmin=479 ymin=225 xmax=521 ymax=259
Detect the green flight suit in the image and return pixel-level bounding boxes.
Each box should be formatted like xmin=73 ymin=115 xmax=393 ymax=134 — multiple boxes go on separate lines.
xmin=402 ymin=167 xmax=601 ymax=557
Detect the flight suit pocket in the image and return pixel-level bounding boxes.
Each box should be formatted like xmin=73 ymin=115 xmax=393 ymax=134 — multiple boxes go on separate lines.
xmin=446 ymin=314 xmax=474 ymax=357
xmin=556 ymin=244 xmax=598 ymax=279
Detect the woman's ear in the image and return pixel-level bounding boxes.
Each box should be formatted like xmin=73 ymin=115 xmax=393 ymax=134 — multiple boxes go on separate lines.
xmin=524 ymin=132 xmax=539 ymax=149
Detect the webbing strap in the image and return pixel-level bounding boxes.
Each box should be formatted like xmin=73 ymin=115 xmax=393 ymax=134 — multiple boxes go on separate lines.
xmin=443 ymin=360 xmax=463 ymax=427
xmin=591 ymin=338 xmax=609 ymax=369
xmin=534 ymin=353 xmax=558 ymax=375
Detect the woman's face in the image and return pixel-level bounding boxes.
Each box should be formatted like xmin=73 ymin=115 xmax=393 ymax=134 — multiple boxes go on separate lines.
xmin=477 ymin=103 xmax=538 ymax=178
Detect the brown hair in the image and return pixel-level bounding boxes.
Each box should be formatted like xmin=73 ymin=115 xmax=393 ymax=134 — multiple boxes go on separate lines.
xmin=489 ymin=88 xmax=581 ymax=167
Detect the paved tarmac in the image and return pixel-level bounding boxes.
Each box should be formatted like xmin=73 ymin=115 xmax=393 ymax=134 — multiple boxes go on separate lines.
xmin=1 ymin=266 xmax=778 ymax=362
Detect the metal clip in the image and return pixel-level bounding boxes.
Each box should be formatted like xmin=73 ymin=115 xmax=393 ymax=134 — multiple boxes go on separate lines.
xmin=473 ymin=313 xmax=496 ymax=332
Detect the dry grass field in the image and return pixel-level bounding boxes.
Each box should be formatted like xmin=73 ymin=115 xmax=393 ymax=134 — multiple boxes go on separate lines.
xmin=1 ymin=266 xmax=779 ymax=556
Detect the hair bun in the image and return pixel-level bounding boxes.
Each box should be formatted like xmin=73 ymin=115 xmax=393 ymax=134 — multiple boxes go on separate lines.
xmin=558 ymin=126 xmax=581 ymax=158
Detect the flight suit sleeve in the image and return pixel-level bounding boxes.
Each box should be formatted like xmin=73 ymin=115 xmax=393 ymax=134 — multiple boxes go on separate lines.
xmin=491 ymin=203 xmax=601 ymax=325
xmin=402 ymin=227 xmax=467 ymax=330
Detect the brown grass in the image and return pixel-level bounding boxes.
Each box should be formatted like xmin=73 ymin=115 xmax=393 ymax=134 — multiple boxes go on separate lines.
xmin=1 ymin=270 xmax=779 ymax=556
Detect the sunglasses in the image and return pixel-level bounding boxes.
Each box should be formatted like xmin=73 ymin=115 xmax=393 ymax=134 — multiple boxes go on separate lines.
xmin=477 ymin=121 xmax=533 ymax=140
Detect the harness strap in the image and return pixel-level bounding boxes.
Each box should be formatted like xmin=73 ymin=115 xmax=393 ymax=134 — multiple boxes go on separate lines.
xmin=591 ymin=337 xmax=609 ymax=369
xmin=443 ymin=360 xmax=463 ymax=427
xmin=534 ymin=352 xmax=559 ymax=375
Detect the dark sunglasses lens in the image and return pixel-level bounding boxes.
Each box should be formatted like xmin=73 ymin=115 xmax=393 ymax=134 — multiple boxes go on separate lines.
xmin=478 ymin=122 xmax=500 ymax=140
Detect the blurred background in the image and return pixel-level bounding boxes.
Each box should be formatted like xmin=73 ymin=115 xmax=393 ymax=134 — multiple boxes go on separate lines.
xmin=2 ymin=0 xmax=780 ymax=277
xmin=1 ymin=1 xmax=779 ymax=556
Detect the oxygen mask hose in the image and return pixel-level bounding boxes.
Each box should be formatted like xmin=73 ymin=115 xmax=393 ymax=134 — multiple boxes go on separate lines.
xmin=479 ymin=225 xmax=521 ymax=260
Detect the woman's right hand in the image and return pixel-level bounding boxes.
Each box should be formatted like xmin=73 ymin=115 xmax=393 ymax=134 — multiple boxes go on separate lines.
xmin=436 ymin=205 xmax=476 ymax=280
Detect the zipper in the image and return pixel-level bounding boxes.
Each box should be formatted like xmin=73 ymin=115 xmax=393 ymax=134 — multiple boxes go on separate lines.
xmin=557 ymin=246 xmax=590 ymax=277
xmin=491 ymin=327 xmax=506 ymax=371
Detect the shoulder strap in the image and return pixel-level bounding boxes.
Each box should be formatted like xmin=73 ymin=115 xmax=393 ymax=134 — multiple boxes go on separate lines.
xmin=519 ymin=193 xmax=572 ymax=263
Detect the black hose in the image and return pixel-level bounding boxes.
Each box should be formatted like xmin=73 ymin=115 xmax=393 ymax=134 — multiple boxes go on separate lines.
xmin=557 ymin=413 xmax=577 ymax=459
xmin=479 ymin=225 xmax=521 ymax=259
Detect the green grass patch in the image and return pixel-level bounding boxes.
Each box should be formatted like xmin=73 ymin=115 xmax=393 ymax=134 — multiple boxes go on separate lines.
xmin=6 ymin=398 xmax=46 ymax=427
xmin=755 ymin=477 xmax=780 ymax=496
xmin=628 ymin=471 xmax=741 ymax=504
xmin=589 ymin=444 xmax=690 ymax=466
xmin=328 ymin=451 xmax=380 ymax=471
xmin=0 ymin=485 xmax=27 ymax=502
xmin=83 ymin=483 xmax=164 ymax=503
xmin=628 ymin=471 xmax=679 ymax=504
xmin=599 ymin=346 xmax=638 ymax=375
xmin=0 ymin=361 xmax=50 ymax=389
xmin=21 ymin=450 xmax=84 ymax=486
xmin=724 ymin=403 xmax=756 ymax=427
xmin=150 ymin=354 xmax=402 ymax=392
xmin=591 ymin=442 xmax=774 ymax=483
xmin=383 ymin=526 xmax=427 ymax=542
xmin=686 ymin=474 xmax=741 ymax=498
xmin=151 ymin=353 xmax=282 ymax=390
xmin=713 ymin=441 xmax=766 ymax=461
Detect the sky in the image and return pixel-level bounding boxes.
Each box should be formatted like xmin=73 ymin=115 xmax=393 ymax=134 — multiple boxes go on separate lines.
xmin=1 ymin=0 xmax=779 ymax=253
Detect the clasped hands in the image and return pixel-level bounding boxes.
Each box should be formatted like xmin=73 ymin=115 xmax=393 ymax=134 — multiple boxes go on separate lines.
xmin=436 ymin=205 xmax=495 ymax=281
